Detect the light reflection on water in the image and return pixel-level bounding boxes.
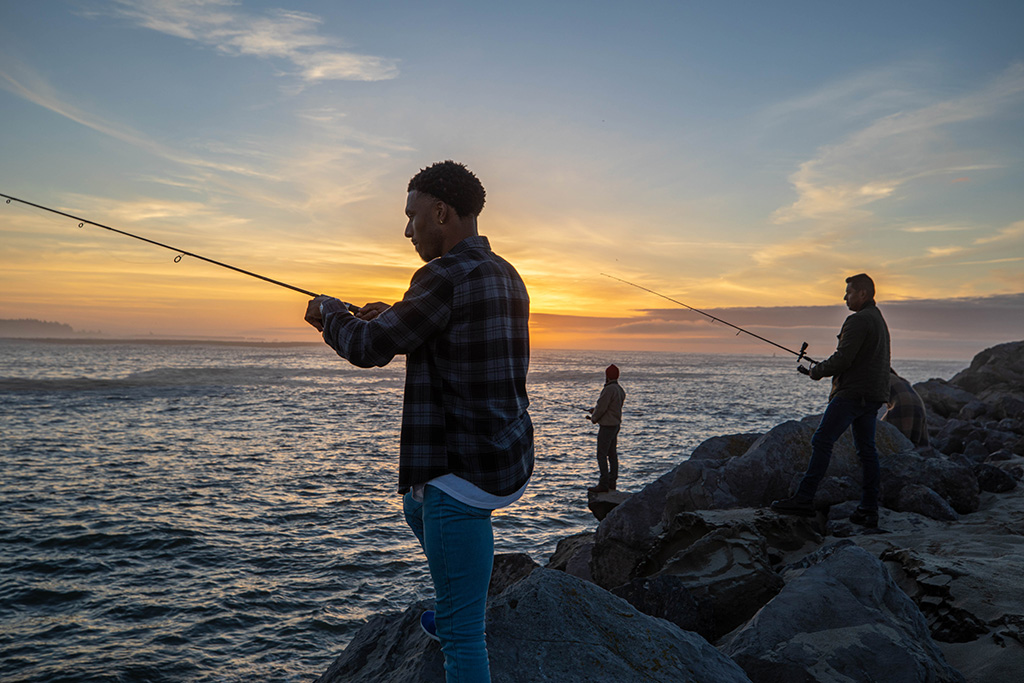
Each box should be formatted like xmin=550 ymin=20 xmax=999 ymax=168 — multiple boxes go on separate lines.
xmin=0 ymin=340 xmax=966 ymax=682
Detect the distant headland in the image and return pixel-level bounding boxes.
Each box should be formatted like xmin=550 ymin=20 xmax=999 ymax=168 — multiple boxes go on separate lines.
xmin=0 ymin=318 xmax=81 ymax=338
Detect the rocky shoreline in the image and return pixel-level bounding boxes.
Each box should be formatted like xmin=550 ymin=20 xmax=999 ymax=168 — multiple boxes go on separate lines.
xmin=315 ymin=341 xmax=1024 ymax=683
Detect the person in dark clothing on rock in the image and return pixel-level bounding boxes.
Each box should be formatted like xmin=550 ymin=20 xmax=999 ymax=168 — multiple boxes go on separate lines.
xmin=772 ymin=273 xmax=891 ymax=528
xmin=883 ymin=368 xmax=930 ymax=448
xmin=587 ymin=364 xmax=626 ymax=493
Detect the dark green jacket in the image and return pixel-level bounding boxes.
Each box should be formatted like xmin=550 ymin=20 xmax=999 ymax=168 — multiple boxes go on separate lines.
xmin=810 ymin=302 xmax=891 ymax=402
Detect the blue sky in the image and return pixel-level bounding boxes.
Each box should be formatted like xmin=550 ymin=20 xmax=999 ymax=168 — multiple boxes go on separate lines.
xmin=1 ymin=1 xmax=1022 ymax=357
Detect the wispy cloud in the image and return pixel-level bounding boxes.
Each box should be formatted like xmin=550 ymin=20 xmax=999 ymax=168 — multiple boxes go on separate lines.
xmin=973 ymin=220 xmax=1024 ymax=245
xmin=106 ymin=0 xmax=398 ymax=83
xmin=926 ymin=245 xmax=964 ymax=258
xmin=772 ymin=63 xmax=1024 ymax=223
xmin=0 ymin=64 xmax=279 ymax=182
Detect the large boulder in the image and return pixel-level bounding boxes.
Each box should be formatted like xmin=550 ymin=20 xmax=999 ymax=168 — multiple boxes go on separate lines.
xmin=662 ymin=418 xmax=917 ymax=519
xmin=950 ymin=340 xmax=1024 ymax=396
xmin=590 ymin=469 xmax=676 ymax=588
xmin=914 ymin=379 xmax=977 ymax=420
xmin=650 ymin=521 xmax=784 ymax=640
xmin=722 ymin=542 xmax=966 ymax=683
xmin=879 ymin=450 xmax=980 ymax=514
xmin=317 ymin=569 xmax=755 ymax=682
xmin=486 ymin=569 xmax=753 ymax=682
xmin=610 ymin=574 xmax=715 ymax=641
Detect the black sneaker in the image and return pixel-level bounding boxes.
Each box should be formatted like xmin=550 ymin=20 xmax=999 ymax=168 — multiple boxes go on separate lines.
xmin=770 ymin=496 xmax=815 ymax=517
xmin=849 ymin=507 xmax=879 ymax=528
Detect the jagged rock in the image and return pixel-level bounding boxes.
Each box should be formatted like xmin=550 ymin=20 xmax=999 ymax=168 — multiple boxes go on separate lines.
xmin=651 ymin=522 xmax=784 ymax=640
xmin=586 ymin=489 xmax=630 ymax=521
xmin=610 ymin=574 xmax=714 ymax=640
xmin=950 ymin=340 xmax=1024 ymax=396
xmin=489 ymin=553 xmax=539 ymax=597
xmin=894 ymin=484 xmax=959 ymax=521
xmin=974 ymin=463 xmax=1018 ymax=493
xmin=722 ymin=542 xmax=966 ymax=683
xmin=880 ymin=548 xmax=989 ymax=644
xmin=599 ymin=508 xmax=820 ymax=638
xmin=915 ymin=379 xmax=977 ymax=419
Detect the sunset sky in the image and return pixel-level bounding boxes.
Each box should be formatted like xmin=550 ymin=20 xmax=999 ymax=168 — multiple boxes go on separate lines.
xmin=1 ymin=1 xmax=1022 ymax=359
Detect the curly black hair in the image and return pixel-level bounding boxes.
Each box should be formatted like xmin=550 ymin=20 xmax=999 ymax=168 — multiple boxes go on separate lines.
xmin=407 ymin=160 xmax=486 ymax=217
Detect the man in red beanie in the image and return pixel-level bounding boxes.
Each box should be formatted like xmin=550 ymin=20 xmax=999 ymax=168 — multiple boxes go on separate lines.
xmin=587 ymin=364 xmax=626 ymax=492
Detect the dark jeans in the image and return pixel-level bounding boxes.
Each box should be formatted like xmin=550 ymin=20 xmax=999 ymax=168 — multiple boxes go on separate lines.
xmin=597 ymin=425 xmax=620 ymax=487
xmin=796 ymin=396 xmax=884 ymax=511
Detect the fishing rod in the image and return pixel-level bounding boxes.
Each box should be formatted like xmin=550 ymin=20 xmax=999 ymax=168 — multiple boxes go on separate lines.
xmin=2 ymin=192 xmax=358 ymax=312
xmin=537 ymin=394 xmax=591 ymax=413
xmin=601 ymin=273 xmax=816 ymax=364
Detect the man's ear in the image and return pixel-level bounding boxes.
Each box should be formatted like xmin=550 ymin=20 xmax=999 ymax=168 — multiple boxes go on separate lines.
xmin=435 ymin=201 xmax=449 ymax=225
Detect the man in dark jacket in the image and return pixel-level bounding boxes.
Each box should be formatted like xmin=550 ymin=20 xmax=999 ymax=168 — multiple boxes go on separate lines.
xmin=772 ymin=273 xmax=891 ymax=527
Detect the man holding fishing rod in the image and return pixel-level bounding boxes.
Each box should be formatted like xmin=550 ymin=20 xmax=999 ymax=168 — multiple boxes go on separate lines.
xmin=304 ymin=161 xmax=532 ymax=683
xmin=772 ymin=273 xmax=891 ymax=528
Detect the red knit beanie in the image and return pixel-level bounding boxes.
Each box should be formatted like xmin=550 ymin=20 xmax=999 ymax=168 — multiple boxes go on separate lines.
xmin=605 ymin=364 xmax=619 ymax=380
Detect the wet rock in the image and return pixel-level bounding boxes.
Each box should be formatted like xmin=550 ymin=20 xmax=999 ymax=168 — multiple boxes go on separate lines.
xmin=722 ymin=542 xmax=966 ymax=683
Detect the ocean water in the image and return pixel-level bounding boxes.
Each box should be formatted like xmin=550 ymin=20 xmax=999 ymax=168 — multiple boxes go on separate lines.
xmin=0 ymin=340 xmax=966 ymax=682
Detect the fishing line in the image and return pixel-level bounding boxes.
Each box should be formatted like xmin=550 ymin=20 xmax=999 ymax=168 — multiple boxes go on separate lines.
xmin=601 ymin=272 xmax=817 ymax=364
xmin=2 ymin=192 xmax=357 ymax=311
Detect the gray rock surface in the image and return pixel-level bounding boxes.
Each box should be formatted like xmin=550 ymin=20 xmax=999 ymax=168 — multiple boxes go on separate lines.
xmin=486 ymin=569 xmax=753 ymax=683
xmin=590 ymin=468 xmax=676 ymax=588
xmin=586 ymin=489 xmax=630 ymax=521
xmin=317 ymin=569 xmax=755 ymax=682
xmin=950 ymin=340 xmax=1024 ymax=396
xmin=722 ymin=542 xmax=966 ymax=683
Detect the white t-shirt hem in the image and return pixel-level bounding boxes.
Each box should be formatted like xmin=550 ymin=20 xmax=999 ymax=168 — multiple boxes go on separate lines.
xmin=411 ymin=474 xmax=528 ymax=510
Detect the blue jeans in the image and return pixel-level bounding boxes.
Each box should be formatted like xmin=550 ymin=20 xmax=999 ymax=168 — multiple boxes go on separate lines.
xmin=796 ymin=396 xmax=884 ymax=511
xmin=404 ymin=486 xmax=494 ymax=683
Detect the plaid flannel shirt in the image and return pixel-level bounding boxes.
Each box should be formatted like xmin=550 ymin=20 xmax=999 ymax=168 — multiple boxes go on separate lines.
xmin=882 ymin=372 xmax=930 ymax=447
xmin=319 ymin=236 xmax=533 ymax=496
